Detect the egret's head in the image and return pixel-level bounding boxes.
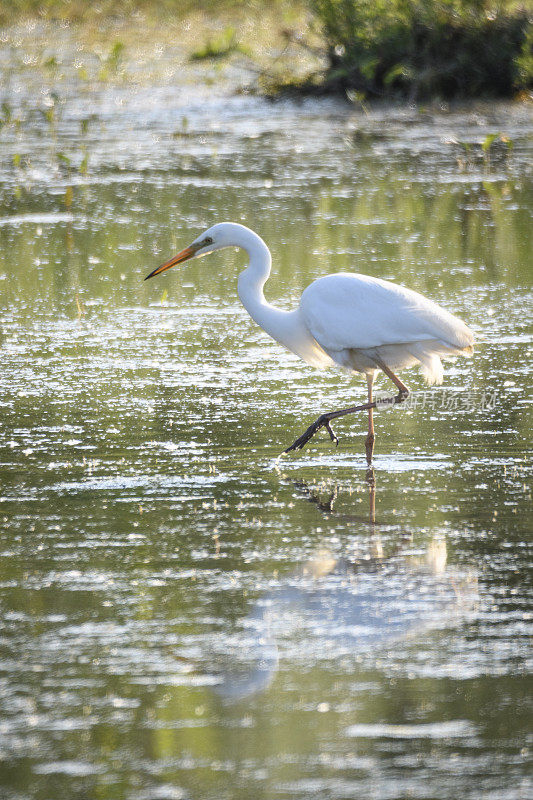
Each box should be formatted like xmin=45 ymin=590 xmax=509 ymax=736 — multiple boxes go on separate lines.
xmin=144 ymin=223 xmax=236 ymax=280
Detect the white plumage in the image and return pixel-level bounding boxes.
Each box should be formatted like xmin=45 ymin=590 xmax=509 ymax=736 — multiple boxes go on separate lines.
xmin=145 ymin=222 xmax=475 ymax=460
xmin=300 ymin=272 xmax=474 ymax=385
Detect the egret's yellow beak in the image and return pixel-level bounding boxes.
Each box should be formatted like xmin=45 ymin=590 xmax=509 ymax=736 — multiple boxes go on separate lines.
xmin=144 ymin=242 xmax=202 ymax=281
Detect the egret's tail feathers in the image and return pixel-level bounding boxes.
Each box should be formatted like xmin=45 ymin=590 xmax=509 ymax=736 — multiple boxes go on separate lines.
xmin=406 ymin=343 xmax=444 ymax=385
xmin=419 ymin=354 xmax=444 ymax=386
xmin=407 ymin=338 xmax=476 ymax=385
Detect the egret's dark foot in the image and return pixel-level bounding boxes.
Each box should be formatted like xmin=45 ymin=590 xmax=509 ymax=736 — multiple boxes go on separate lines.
xmin=283 ymin=414 xmax=339 ymax=454
xmin=324 ymin=421 xmax=339 ymax=446
xmin=282 ymin=385 xmax=408 ymax=456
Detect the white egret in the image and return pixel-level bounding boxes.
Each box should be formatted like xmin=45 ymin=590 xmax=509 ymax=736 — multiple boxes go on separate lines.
xmin=145 ymin=222 xmax=474 ymax=463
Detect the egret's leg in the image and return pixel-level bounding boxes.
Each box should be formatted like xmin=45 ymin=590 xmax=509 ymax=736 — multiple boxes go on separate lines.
xmin=365 ymin=373 xmax=375 ymax=466
xmin=283 ymin=361 xmax=410 ymax=454
xmin=374 ymin=357 xmax=410 ymax=399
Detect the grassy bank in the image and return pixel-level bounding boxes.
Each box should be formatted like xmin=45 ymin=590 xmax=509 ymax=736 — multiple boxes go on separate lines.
xmin=1 ymin=0 xmax=531 ymax=101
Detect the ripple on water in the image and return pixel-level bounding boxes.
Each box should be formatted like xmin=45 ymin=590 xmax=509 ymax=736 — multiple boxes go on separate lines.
xmin=345 ymin=720 xmax=478 ymax=739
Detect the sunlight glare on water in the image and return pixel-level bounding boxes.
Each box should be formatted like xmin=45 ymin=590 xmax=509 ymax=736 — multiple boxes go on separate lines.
xmin=0 ymin=26 xmax=532 ymax=800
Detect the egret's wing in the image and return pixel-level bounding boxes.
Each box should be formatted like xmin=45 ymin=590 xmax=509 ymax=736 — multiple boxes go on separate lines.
xmin=300 ymin=273 xmax=474 ymax=353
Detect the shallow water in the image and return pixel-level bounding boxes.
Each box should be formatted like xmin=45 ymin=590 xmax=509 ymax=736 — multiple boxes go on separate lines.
xmin=0 ymin=27 xmax=532 ymax=800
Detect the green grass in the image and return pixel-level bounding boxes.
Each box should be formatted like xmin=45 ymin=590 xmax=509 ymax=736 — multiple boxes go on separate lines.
xmin=189 ymin=25 xmax=248 ymax=61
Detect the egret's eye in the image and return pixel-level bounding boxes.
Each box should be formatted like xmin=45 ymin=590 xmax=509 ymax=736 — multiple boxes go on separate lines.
xmin=204 ymin=236 xmax=213 ymax=245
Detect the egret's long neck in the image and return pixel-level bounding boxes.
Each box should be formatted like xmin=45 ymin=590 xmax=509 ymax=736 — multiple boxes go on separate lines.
xmin=236 ymin=231 xmax=278 ymax=334
xmin=235 ymin=227 xmax=331 ymax=369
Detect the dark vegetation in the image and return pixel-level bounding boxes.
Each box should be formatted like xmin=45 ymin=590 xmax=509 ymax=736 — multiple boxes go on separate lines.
xmin=306 ymin=0 xmax=532 ymax=100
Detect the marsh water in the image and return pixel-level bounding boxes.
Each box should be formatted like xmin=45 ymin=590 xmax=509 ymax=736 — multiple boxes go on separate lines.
xmin=0 ymin=26 xmax=532 ymax=800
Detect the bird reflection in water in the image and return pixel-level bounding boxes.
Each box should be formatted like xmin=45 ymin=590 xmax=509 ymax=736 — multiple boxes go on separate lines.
xmin=210 ymin=475 xmax=476 ymax=702
xmin=293 ymin=467 xmax=378 ymax=524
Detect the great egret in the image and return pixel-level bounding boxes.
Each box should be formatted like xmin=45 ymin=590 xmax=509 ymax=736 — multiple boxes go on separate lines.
xmin=145 ymin=222 xmax=474 ymax=463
